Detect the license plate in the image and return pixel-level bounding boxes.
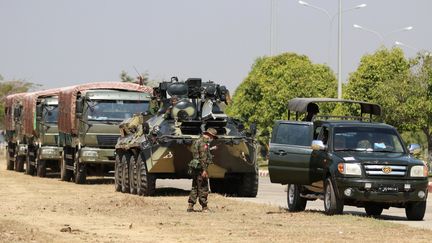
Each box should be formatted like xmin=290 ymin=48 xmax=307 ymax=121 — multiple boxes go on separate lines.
xmin=378 ymin=185 xmax=399 ymax=193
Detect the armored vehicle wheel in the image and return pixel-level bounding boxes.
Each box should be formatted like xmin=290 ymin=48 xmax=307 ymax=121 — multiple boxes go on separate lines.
xmin=129 ymin=155 xmax=138 ymax=195
xmin=209 ymin=178 xmax=224 ymax=194
xmin=114 ymin=153 xmax=123 ymax=192
xmin=287 ymin=184 xmax=307 ymax=212
xmin=405 ymin=201 xmax=426 ymax=221
xmin=364 ymin=204 xmax=383 ymax=217
xmin=25 ymin=156 xmax=35 ymax=176
xmin=324 ymin=177 xmax=344 ymax=215
xmin=121 ymin=153 xmax=131 ymax=193
xmin=15 ymin=155 xmax=25 ymax=172
xmin=60 ymin=154 xmax=73 ymax=182
xmin=75 ymin=163 xmax=87 ymax=184
xmin=238 ymin=172 xmax=258 ymax=197
xmin=137 ymin=153 xmax=156 ymax=196
xmin=37 ymin=160 xmax=47 ymax=177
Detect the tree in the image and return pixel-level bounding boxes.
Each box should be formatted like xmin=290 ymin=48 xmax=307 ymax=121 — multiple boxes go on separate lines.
xmin=0 ymin=76 xmax=38 ymax=129
xmin=227 ymin=52 xmax=337 ymax=145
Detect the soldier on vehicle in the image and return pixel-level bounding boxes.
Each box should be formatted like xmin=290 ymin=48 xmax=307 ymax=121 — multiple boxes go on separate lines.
xmin=187 ymin=128 xmax=218 ymax=212
xmin=303 ymin=103 xmax=319 ymax=121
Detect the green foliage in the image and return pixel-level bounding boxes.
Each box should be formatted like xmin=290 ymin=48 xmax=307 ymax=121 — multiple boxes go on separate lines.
xmin=227 ymin=53 xmax=337 ymax=145
xmin=120 ymin=71 xmax=159 ymax=87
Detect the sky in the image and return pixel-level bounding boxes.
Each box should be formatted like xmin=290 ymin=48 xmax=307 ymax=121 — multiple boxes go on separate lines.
xmin=0 ymin=0 xmax=431 ymax=94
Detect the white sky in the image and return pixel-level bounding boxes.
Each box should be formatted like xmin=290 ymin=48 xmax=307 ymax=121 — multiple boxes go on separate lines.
xmin=0 ymin=0 xmax=430 ymax=93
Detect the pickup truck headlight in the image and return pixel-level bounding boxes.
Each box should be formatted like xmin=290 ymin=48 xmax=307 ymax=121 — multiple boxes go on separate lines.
xmin=338 ymin=163 xmax=362 ymax=176
xmin=82 ymin=151 xmax=98 ymax=158
xmin=41 ymin=148 xmax=56 ymax=155
xmin=410 ymin=165 xmax=428 ymax=177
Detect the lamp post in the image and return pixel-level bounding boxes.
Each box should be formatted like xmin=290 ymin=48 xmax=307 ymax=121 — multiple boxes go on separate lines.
xmin=298 ymin=1 xmax=366 ymax=99
xmin=395 ymin=41 xmax=418 ymax=52
xmin=353 ymin=24 xmax=413 ymax=44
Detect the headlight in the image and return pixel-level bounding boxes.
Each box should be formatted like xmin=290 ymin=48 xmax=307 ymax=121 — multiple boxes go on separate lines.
xmin=338 ymin=163 xmax=362 ymax=176
xmin=410 ymin=165 xmax=428 ymax=177
xmin=41 ymin=148 xmax=56 ymax=155
xmin=82 ymin=151 xmax=98 ymax=157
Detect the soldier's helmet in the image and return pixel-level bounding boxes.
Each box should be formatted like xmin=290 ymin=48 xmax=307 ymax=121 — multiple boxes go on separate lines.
xmin=203 ymin=128 xmax=218 ymax=139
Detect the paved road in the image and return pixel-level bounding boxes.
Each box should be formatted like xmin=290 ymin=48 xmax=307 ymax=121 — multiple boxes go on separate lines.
xmin=157 ymin=176 xmax=432 ymax=230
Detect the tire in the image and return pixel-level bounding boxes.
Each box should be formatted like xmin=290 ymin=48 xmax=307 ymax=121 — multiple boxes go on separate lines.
xmin=238 ymin=171 xmax=259 ymax=197
xmin=36 ymin=160 xmax=47 ymax=177
xmin=25 ymin=156 xmax=35 ymax=175
xmin=129 ymin=155 xmax=138 ymax=195
xmin=287 ymin=184 xmax=307 ymax=212
xmin=60 ymin=152 xmax=73 ymax=182
xmin=6 ymin=148 xmax=14 ymax=170
xmin=75 ymin=162 xmax=87 ymax=184
xmin=114 ymin=153 xmax=123 ymax=192
xmin=365 ymin=204 xmax=383 ymax=217
xmin=121 ymin=153 xmax=131 ymax=193
xmin=324 ymin=177 xmax=344 ymax=215
xmin=405 ymin=201 xmax=426 ymax=221
xmin=209 ymin=178 xmax=224 ymax=194
xmin=137 ymin=153 xmax=156 ymax=196
xmin=15 ymin=155 xmax=25 ymax=172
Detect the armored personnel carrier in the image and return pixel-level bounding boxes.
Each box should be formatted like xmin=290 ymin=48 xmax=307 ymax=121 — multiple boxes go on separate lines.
xmin=115 ymin=77 xmax=258 ymax=197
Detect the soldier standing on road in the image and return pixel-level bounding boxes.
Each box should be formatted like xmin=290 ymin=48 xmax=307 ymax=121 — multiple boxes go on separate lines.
xmin=187 ymin=128 xmax=218 ymax=213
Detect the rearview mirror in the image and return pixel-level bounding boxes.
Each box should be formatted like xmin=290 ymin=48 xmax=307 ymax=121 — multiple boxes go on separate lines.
xmin=311 ymin=140 xmax=326 ymax=151
xmin=76 ymin=97 xmax=84 ymax=118
xmin=36 ymin=104 xmax=43 ymax=119
xmin=408 ymin=144 xmax=421 ymax=155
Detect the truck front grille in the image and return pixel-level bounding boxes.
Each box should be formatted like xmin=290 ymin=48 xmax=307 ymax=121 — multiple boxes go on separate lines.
xmin=364 ymin=164 xmax=407 ymax=176
xmin=97 ymin=135 xmax=119 ymax=146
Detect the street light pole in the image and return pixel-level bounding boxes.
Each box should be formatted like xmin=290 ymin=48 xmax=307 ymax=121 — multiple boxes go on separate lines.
xmin=337 ymin=0 xmax=342 ymax=99
xmin=353 ymin=24 xmax=413 ymax=44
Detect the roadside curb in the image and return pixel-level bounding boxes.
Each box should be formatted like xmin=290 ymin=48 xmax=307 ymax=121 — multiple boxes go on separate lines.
xmin=259 ymin=170 xmax=269 ymax=177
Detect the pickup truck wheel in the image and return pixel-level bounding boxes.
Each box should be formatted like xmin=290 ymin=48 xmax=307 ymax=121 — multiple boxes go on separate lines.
xmin=25 ymin=156 xmax=35 ymax=175
xmin=121 ymin=153 xmax=131 ymax=193
xmin=238 ymin=172 xmax=258 ymax=197
xmin=364 ymin=204 xmax=383 ymax=217
xmin=405 ymin=201 xmax=426 ymax=221
xmin=129 ymin=155 xmax=138 ymax=195
xmin=60 ymin=152 xmax=74 ymax=182
xmin=324 ymin=177 xmax=344 ymax=215
xmin=137 ymin=153 xmax=156 ymax=196
xmin=75 ymin=163 xmax=87 ymax=184
xmin=287 ymin=184 xmax=307 ymax=212
xmin=114 ymin=153 xmax=123 ymax=192
xmin=15 ymin=155 xmax=25 ymax=172
xmin=36 ymin=160 xmax=46 ymax=177
xmin=209 ymin=178 xmax=224 ymax=194
xmin=6 ymin=150 xmax=14 ymax=170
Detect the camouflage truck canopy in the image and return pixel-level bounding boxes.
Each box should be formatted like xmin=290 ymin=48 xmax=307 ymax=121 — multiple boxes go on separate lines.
xmin=4 ymin=93 xmax=26 ymax=131
xmin=58 ymin=82 xmax=153 ymax=135
xmin=22 ymin=88 xmax=63 ymax=137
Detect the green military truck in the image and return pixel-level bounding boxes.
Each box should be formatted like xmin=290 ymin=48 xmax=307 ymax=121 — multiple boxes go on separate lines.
xmin=4 ymin=92 xmax=26 ymax=172
xmin=23 ymin=89 xmax=63 ymax=177
xmin=269 ymin=98 xmax=428 ymax=220
xmin=58 ymin=82 xmax=152 ymax=184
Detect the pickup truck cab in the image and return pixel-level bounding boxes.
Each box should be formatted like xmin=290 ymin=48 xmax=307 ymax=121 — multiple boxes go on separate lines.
xmin=269 ymin=98 xmax=428 ymax=220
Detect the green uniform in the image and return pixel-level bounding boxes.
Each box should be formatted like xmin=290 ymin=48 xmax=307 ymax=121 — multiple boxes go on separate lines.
xmin=188 ymin=136 xmax=212 ymax=207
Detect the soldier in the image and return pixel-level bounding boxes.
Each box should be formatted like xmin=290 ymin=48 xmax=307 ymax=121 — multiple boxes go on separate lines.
xmin=187 ymin=128 xmax=218 ymax=212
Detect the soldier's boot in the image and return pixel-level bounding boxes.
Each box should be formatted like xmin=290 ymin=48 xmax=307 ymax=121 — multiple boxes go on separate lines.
xmin=201 ymin=206 xmax=210 ymax=213
xmin=187 ymin=203 xmax=195 ymax=212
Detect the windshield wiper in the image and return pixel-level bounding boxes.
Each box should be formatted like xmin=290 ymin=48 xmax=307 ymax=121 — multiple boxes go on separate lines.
xmin=335 ymin=148 xmax=369 ymax=152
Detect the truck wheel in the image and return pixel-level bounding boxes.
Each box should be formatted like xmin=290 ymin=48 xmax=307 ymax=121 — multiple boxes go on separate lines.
xmin=137 ymin=153 xmax=156 ymax=196
xmin=36 ymin=160 xmax=47 ymax=177
xmin=324 ymin=177 xmax=344 ymax=215
xmin=405 ymin=201 xmax=426 ymax=220
xmin=209 ymin=178 xmax=224 ymax=194
xmin=238 ymin=172 xmax=258 ymax=197
xmin=365 ymin=204 xmax=383 ymax=217
xmin=60 ymin=154 xmax=73 ymax=182
xmin=129 ymin=155 xmax=138 ymax=195
xmin=6 ymin=150 xmax=14 ymax=170
xmin=75 ymin=163 xmax=87 ymax=184
xmin=15 ymin=155 xmax=25 ymax=172
xmin=25 ymin=156 xmax=35 ymax=175
xmin=121 ymin=153 xmax=131 ymax=193
xmin=287 ymin=184 xmax=307 ymax=212
xmin=114 ymin=153 xmax=123 ymax=192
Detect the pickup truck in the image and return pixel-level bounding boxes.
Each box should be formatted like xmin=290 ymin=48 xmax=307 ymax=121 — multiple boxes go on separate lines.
xmin=269 ymin=98 xmax=428 ymax=220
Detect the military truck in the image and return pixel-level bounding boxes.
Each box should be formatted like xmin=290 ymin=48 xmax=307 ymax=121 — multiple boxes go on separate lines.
xmin=58 ymin=82 xmax=152 ymax=184
xmin=4 ymin=92 xmax=26 ymax=172
xmin=269 ymin=98 xmax=428 ymax=220
xmin=23 ymin=89 xmax=63 ymax=177
xmin=115 ymin=77 xmax=258 ymax=197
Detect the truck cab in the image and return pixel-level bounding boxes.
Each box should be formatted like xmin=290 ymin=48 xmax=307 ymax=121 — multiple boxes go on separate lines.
xmin=269 ymin=98 xmax=428 ymax=220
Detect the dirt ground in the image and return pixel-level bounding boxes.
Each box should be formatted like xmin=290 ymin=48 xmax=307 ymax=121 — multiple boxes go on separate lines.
xmin=1 ymin=157 xmax=432 ymax=243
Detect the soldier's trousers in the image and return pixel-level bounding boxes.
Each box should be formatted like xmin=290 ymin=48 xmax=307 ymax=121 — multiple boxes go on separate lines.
xmin=188 ymin=171 xmax=209 ymax=207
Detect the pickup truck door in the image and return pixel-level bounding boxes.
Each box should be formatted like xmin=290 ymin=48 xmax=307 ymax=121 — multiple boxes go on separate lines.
xmin=269 ymin=121 xmax=314 ymax=185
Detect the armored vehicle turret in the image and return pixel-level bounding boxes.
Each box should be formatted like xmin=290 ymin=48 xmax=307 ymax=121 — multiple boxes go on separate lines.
xmin=115 ymin=77 xmax=258 ymax=197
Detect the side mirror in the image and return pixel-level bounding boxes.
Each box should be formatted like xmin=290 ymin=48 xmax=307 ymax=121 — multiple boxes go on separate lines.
xmin=311 ymin=140 xmax=326 ymax=151
xmin=76 ymin=98 xmax=84 ymax=118
xmin=36 ymin=104 xmax=43 ymax=119
xmin=250 ymin=122 xmax=257 ymax=137
xmin=408 ymin=144 xmax=421 ymax=155
xmin=13 ymin=107 xmax=21 ymax=119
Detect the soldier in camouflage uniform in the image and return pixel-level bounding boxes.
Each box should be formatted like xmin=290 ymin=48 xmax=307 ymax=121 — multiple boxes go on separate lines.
xmin=187 ymin=128 xmax=218 ymax=212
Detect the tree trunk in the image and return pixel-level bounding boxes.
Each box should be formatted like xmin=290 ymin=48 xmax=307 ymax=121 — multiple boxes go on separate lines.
xmin=423 ymin=127 xmax=432 ymax=166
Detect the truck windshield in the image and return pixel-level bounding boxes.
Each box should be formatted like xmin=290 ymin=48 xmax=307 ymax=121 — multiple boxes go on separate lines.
xmin=44 ymin=105 xmax=58 ymax=124
xmin=88 ymin=100 xmax=149 ymax=121
xmin=333 ymin=127 xmax=405 ymax=153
